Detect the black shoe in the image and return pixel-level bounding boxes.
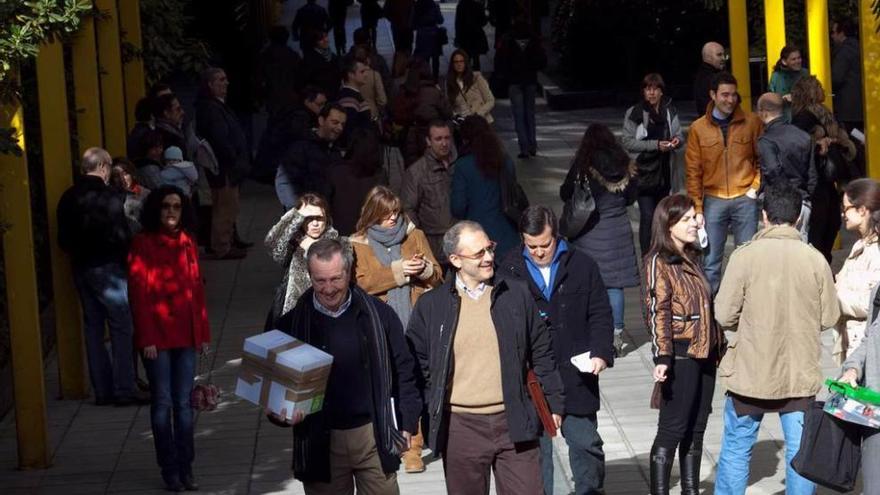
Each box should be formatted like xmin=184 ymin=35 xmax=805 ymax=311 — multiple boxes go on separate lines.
xmin=517 ymin=152 xmax=529 ymax=159
xmin=181 ymin=475 xmax=199 ymax=491
xmin=529 ymin=149 xmax=537 ymax=156
xmin=136 ymin=378 xmax=150 ymax=392
xmin=679 ymin=448 xmax=702 ymax=495
xmin=164 ymin=477 xmax=185 ymax=492
xmin=650 ymin=445 xmax=674 ymax=495
xmin=233 ymin=238 xmax=254 ymax=249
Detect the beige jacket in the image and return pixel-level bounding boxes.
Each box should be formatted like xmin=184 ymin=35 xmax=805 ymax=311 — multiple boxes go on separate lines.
xmin=715 ymin=225 xmax=840 ymax=399
xmin=834 ymin=237 xmax=880 ymax=363
xmin=450 ymin=72 xmax=495 ymax=124
xmin=361 ymin=68 xmax=388 ymax=119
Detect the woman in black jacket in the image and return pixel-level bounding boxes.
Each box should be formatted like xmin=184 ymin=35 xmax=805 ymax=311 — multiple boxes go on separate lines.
xmin=454 ymin=0 xmax=489 ymax=70
xmin=561 ymin=123 xmax=639 ymax=357
xmin=413 ymin=0 xmax=445 ymax=80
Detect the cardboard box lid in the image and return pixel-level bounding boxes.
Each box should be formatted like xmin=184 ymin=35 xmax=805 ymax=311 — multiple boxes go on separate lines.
xmin=243 ymin=330 xmax=295 ymax=359
xmin=243 ymin=330 xmax=333 ymax=373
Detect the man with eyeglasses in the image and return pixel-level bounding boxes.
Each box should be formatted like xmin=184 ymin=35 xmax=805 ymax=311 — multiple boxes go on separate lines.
xmin=407 ymin=220 xmax=565 ymax=494
xmin=57 ymin=147 xmax=147 ymax=406
xmin=499 ymin=205 xmax=614 ymax=495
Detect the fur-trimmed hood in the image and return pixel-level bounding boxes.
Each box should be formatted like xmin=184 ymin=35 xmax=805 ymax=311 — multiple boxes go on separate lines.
xmin=588 ymin=158 xmax=638 ymax=193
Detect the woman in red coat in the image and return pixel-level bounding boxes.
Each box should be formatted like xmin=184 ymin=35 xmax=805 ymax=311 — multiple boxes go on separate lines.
xmin=128 ymin=185 xmax=210 ymax=492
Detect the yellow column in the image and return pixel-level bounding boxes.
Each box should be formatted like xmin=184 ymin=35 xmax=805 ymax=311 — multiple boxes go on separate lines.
xmin=71 ymin=15 xmax=104 ymax=153
xmin=0 ymin=86 xmax=51 ymax=469
xmin=95 ymin=0 xmax=128 ymax=156
xmin=119 ymin=0 xmax=146 ymax=127
xmin=36 ymin=42 xmax=88 ymax=400
xmin=806 ymin=0 xmax=832 ymax=108
xmin=860 ymin=0 xmax=880 ymax=179
xmin=728 ymin=0 xmax=753 ymax=111
xmin=764 ymin=0 xmax=787 ymax=82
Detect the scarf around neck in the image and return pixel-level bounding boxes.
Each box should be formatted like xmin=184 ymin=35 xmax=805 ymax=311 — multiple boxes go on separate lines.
xmin=366 ymin=219 xmax=412 ymax=327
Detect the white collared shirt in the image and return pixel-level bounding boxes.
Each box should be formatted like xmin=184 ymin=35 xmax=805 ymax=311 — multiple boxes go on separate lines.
xmin=312 ymin=291 xmax=353 ymax=318
xmin=455 ymin=275 xmax=489 ymax=301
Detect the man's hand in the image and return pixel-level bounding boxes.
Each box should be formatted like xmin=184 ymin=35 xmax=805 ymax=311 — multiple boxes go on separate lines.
xmin=266 ymin=407 xmax=305 ymax=427
xmin=695 ymin=213 xmax=705 ymax=228
xmin=839 ymin=368 xmax=860 ymax=387
xmin=143 ymin=345 xmax=158 ymax=360
xmin=590 ymin=357 xmax=607 ymax=375
xmin=745 ymin=188 xmax=758 ymax=200
xmin=552 ymin=414 xmax=563 ymax=432
xmin=653 ymin=364 xmax=668 ymax=382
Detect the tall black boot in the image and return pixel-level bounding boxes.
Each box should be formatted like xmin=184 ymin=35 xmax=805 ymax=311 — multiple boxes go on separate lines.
xmin=679 ymin=448 xmax=701 ymax=495
xmin=650 ymin=445 xmax=674 ymax=495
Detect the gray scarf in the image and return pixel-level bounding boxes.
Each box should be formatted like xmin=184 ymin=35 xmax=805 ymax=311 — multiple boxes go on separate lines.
xmin=367 ymin=219 xmax=412 ymax=327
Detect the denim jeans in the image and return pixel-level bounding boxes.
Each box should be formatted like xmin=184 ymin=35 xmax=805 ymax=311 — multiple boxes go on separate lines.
xmin=606 ymin=288 xmax=625 ymax=331
xmin=509 ymin=83 xmax=538 ymax=155
xmin=144 ymin=348 xmax=196 ymax=481
xmin=540 ymin=414 xmax=606 ymax=495
xmin=715 ymin=397 xmax=815 ymax=495
xmin=275 ymin=166 xmax=296 ymax=211
xmin=72 ymin=263 xmax=136 ymax=401
xmin=702 ymin=195 xmax=759 ymax=293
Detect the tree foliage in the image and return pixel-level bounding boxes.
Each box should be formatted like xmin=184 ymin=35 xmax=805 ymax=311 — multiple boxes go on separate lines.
xmin=137 ymin=0 xmax=212 ymax=86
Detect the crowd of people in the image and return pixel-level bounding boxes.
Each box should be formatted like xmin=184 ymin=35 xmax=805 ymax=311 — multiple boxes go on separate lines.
xmin=51 ymin=2 xmax=880 ymax=494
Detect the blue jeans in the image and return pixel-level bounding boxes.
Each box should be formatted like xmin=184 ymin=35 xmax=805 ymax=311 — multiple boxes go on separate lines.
xmin=702 ymin=195 xmax=758 ymax=293
xmin=606 ymin=288 xmax=625 ymax=331
xmin=715 ymin=397 xmax=815 ymax=495
xmin=509 ymin=83 xmax=537 ymax=155
xmin=540 ymin=414 xmax=605 ymax=495
xmin=72 ymin=263 xmax=136 ymax=401
xmin=144 ymin=348 xmax=196 ymax=481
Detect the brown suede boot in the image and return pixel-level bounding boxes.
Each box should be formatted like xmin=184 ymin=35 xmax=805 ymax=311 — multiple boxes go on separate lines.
xmin=402 ymin=428 xmax=425 ymax=473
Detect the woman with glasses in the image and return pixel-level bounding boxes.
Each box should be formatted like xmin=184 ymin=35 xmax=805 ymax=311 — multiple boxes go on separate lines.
xmin=446 ymin=49 xmax=495 ymax=125
xmin=264 ymin=193 xmax=343 ymax=328
xmin=350 ymin=185 xmax=442 ymax=473
xmin=834 ymin=178 xmax=880 ymax=364
xmin=128 ymin=186 xmax=210 ymax=492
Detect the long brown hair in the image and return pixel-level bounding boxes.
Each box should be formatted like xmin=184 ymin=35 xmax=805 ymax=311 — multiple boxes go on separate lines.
xmin=294 ymin=192 xmax=332 ymax=228
xmin=446 ymin=49 xmax=475 ymax=102
xmin=460 ymin=115 xmax=504 ymax=178
xmin=845 ymin=178 xmax=880 ymax=241
xmin=645 ymin=194 xmax=700 ymax=262
xmin=355 ymin=186 xmax=403 ymax=235
xmin=790 ymin=75 xmax=826 ymax=115
xmin=572 ymin=123 xmax=630 ymax=176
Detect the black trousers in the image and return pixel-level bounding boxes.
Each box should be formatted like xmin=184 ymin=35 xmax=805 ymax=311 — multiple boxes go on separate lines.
xmin=653 ymin=358 xmax=716 ymax=455
xmin=637 ymin=190 xmax=669 ymax=255
xmin=809 ymin=182 xmax=841 ymax=264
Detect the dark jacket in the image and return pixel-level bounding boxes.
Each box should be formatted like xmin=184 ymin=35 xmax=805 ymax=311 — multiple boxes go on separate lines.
xmin=499 ymin=245 xmax=614 ymax=416
xmin=454 ymin=0 xmax=489 ymax=56
xmin=195 ymin=96 xmax=251 ymax=187
xmin=450 ymin=154 xmax=520 ymax=258
xmin=832 ymin=37 xmax=864 ymax=123
xmin=280 ymin=131 xmax=343 ymax=200
xmin=402 ymin=147 xmax=458 ymax=237
xmin=560 ymin=153 xmax=640 ymax=289
xmin=406 ymin=276 xmax=565 ymax=455
xmin=154 ymin=119 xmax=187 ymax=158
xmin=413 ymin=0 xmax=444 ymax=57
xmin=757 ymin=117 xmax=817 ymax=201
xmin=336 ymin=86 xmax=373 ymax=148
xmin=257 ymin=44 xmax=302 ymax=112
xmin=494 ymin=34 xmax=547 ymax=86
xmin=57 ymin=175 xmax=132 ymax=268
xmin=359 ymin=0 xmax=383 ymax=27
xmin=327 ymin=159 xmax=389 ymax=235
xmin=302 ymin=48 xmax=342 ymax=100
xmin=126 ymin=121 xmax=152 ymax=160
xmin=693 ymin=62 xmax=721 ymax=115
xmin=254 ymin=104 xmax=316 ymax=182
xmin=275 ymin=286 xmax=422 ymax=482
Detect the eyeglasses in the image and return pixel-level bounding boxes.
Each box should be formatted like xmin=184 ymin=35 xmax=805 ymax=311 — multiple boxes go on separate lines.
xmin=161 ymin=202 xmax=182 ymax=212
xmin=455 ymin=241 xmax=497 ymax=260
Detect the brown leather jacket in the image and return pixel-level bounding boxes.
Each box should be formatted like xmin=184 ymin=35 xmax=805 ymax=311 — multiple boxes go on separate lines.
xmin=643 ymin=252 xmax=725 ymax=366
xmin=685 ymin=104 xmax=764 ymax=213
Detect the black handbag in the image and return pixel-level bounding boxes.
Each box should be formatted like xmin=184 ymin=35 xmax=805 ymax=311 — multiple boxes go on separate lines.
xmin=499 ymin=162 xmax=529 ymax=223
xmin=790 ymin=401 xmax=863 ymax=492
xmin=559 ymin=173 xmax=596 ymax=239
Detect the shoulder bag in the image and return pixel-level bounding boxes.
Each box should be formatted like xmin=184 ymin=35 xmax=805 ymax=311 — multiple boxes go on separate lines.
xmin=559 ymin=172 xmax=595 ymax=239
xmin=499 ymin=161 xmax=530 ymax=223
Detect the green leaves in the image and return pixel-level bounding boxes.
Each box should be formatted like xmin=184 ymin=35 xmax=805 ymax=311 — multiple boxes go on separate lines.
xmin=140 ymin=0 xmax=211 ymax=86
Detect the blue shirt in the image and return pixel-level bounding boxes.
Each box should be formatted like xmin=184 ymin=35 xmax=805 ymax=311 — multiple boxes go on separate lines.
xmin=523 ymin=239 xmax=569 ymax=301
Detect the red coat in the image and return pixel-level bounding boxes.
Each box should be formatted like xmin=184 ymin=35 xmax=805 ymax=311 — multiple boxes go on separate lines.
xmin=128 ymin=230 xmax=211 ymax=350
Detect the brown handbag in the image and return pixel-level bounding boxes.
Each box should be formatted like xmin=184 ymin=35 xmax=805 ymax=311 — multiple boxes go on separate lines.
xmin=191 ymin=351 xmax=219 ymax=412
xmin=650 ymin=382 xmax=663 ymax=410
xmin=526 ymin=369 xmax=557 ymax=437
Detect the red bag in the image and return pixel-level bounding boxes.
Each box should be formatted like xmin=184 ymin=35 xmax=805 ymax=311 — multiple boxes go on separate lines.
xmin=191 ymin=352 xmax=219 ymax=412
xmin=526 ymin=369 xmax=557 ymax=437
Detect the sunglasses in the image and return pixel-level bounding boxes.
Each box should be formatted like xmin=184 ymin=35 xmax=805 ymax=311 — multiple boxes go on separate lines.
xmin=455 ymin=241 xmax=497 ymax=260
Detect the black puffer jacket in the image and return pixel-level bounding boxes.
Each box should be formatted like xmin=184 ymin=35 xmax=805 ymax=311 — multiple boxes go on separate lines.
xmin=280 ymin=131 xmax=343 ymax=199
xmin=499 ymin=245 xmax=614 ymax=416
xmin=406 ymin=276 xmax=565 ymax=455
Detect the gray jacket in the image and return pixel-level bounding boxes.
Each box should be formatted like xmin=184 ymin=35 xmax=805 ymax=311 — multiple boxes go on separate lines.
xmin=401 ymin=147 xmax=458 ymax=236
xmin=621 ymin=100 xmax=686 ymax=193
xmin=843 ymin=283 xmax=880 ymax=391
xmin=831 ymin=37 xmax=863 ymax=123
xmin=757 ymin=118 xmax=817 ymax=201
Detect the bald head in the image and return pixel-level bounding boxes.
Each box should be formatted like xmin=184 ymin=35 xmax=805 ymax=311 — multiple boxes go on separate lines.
xmin=757 ymin=92 xmax=784 ymax=122
xmin=702 ymin=42 xmax=726 ymax=70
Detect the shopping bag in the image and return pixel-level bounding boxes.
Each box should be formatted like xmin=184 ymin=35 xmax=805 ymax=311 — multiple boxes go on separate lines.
xmin=790 ymin=401 xmax=862 ymax=492
xmin=824 ymin=379 xmax=880 ymax=429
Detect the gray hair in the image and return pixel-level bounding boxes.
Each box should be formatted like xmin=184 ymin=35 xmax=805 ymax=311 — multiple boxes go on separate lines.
xmin=442 ymin=220 xmax=484 ymax=259
xmin=81 ymin=147 xmax=111 ymax=174
xmin=200 ymin=67 xmax=225 ymax=94
xmin=307 ymin=238 xmax=353 ymax=273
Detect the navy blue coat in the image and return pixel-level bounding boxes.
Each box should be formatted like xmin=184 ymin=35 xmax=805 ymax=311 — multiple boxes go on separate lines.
xmin=500 ymin=245 xmax=614 ymax=415
xmin=450 ymin=154 xmax=519 ymax=258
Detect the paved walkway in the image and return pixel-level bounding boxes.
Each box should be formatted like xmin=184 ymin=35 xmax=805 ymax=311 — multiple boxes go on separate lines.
xmin=0 ymin=2 xmax=862 ymax=494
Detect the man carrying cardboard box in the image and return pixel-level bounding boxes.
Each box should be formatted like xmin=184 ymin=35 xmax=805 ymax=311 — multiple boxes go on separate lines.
xmin=267 ymin=238 xmax=421 ymax=494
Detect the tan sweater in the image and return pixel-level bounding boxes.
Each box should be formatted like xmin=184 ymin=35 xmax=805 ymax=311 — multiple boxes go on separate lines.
xmin=449 ymin=286 xmax=505 ymax=414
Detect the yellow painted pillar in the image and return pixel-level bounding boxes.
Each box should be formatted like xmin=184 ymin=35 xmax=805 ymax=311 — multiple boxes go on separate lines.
xmin=71 ymin=15 xmax=104 ymax=153
xmin=119 ymin=0 xmax=146 ymax=128
xmin=95 ymin=0 xmax=128 ymax=156
xmin=0 ymin=86 xmax=51 ymax=469
xmin=764 ymin=0 xmax=787 ymax=82
xmin=806 ymin=0 xmax=832 ymax=109
xmin=860 ymin=0 xmax=880 ymax=179
xmin=36 ymin=42 xmax=89 ymax=400
xmin=728 ymin=0 xmax=753 ymax=112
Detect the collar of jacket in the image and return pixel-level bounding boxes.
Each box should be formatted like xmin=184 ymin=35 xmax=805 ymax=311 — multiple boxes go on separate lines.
xmin=588 ymin=160 xmax=637 ymax=193
xmin=704 ymin=102 xmax=747 ymax=125
xmin=752 ymin=224 xmax=804 ymax=241
xmin=763 ymin=117 xmax=786 ymax=131
xmin=521 ymin=240 xmax=569 ymax=299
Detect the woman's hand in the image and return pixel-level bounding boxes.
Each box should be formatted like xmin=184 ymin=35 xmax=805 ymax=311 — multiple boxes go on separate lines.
xmin=297 ymin=204 xmax=323 ymax=219
xmin=402 ymin=256 xmax=426 ymax=276
xmin=653 ymin=364 xmax=668 ymax=382
xmin=817 ymin=137 xmax=833 ymax=156
xmin=839 ymin=368 xmax=860 ymax=387
xmin=143 ymin=345 xmax=158 ymax=360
